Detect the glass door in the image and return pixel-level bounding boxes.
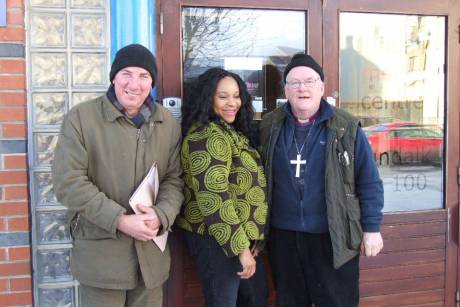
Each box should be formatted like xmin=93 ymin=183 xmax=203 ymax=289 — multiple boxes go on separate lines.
xmin=339 ymin=13 xmax=445 ymax=212
xmin=323 ymin=0 xmax=460 ymax=305
xmin=159 ymin=1 xmax=319 ymax=306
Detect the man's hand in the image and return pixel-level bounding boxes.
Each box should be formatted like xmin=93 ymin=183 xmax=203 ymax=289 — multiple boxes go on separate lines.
xmin=137 ymin=205 xmax=161 ymax=232
xmin=361 ymin=232 xmax=383 ymax=257
xmin=116 ymin=213 xmax=158 ymax=241
xmin=237 ymin=248 xmax=256 ymax=279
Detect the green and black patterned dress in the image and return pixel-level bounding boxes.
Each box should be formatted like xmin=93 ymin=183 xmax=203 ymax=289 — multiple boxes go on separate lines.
xmin=177 ymin=121 xmax=268 ymax=257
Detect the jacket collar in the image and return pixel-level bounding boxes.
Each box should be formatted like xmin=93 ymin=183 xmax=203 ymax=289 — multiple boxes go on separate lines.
xmin=101 ymin=94 xmax=164 ymax=124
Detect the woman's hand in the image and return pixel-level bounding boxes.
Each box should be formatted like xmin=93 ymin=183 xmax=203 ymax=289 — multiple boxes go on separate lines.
xmin=250 ymin=243 xmax=260 ymax=257
xmin=237 ymin=248 xmax=256 ymax=279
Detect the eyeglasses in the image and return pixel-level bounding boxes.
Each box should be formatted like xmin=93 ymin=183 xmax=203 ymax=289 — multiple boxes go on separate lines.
xmin=286 ymin=78 xmax=320 ymax=89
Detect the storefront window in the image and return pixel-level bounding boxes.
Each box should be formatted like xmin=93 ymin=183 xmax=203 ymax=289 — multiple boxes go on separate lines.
xmin=339 ymin=13 xmax=446 ymax=212
xmin=182 ymin=7 xmax=306 ymax=117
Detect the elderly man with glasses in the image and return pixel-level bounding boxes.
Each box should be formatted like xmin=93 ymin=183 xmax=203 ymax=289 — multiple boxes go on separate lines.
xmin=259 ymin=53 xmax=384 ymax=307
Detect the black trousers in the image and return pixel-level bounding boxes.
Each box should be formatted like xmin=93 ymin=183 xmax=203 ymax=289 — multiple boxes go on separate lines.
xmin=269 ymin=228 xmax=359 ymax=307
xmin=237 ymin=259 xmax=269 ymax=307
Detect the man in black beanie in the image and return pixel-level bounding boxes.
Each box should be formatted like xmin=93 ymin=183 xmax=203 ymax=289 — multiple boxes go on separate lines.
xmin=52 ymin=44 xmax=184 ymax=307
xmin=259 ymin=53 xmax=384 ymax=307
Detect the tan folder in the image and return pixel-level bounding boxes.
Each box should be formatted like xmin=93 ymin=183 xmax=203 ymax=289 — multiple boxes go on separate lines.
xmin=129 ymin=162 xmax=168 ymax=251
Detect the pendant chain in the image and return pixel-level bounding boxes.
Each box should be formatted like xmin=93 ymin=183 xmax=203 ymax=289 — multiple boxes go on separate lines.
xmin=293 ymin=120 xmax=314 ymax=155
xmin=293 ymin=135 xmax=308 ymax=155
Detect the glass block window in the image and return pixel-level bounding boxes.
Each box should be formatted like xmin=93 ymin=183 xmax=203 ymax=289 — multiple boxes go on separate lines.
xmin=26 ymin=1 xmax=110 ymax=306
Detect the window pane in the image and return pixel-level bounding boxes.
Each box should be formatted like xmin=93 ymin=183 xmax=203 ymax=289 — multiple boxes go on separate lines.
xmin=182 ymin=7 xmax=306 ymax=117
xmin=339 ymin=13 xmax=445 ymax=212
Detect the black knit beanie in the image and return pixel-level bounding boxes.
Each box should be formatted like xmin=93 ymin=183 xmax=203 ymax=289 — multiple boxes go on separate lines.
xmin=283 ymin=53 xmax=324 ymax=82
xmin=109 ymin=44 xmax=158 ymax=87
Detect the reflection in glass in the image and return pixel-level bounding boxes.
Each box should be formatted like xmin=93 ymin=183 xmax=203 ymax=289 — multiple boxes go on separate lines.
xmin=31 ymin=53 xmax=67 ymax=88
xmin=30 ymin=13 xmax=66 ymax=47
xmin=182 ymin=7 xmax=306 ymax=117
xmin=33 ymin=93 xmax=67 ymax=126
xmin=37 ymin=249 xmax=72 ymax=283
xmin=34 ymin=172 xmax=58 ymax=206
xmin=39 ymin=287 xmax=74 ymax=307
xmin=339 ymin=13 xmax=445 ymax=212
xmin=71 ymin=14 xmax=106 ymax=48
xmin=37 ymin=211 xmax=71 ymax=244
xmin=34 ymin=133 xmax=59 ymax=166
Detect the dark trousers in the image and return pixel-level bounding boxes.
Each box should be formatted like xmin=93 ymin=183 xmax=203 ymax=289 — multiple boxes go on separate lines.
xmin=184 ymin=231 xmax=268 ymax=307
xmin=269 ymin=228 xmax=359 ymax=307
xmin=237 ymin=260 xmax=269 ymax=307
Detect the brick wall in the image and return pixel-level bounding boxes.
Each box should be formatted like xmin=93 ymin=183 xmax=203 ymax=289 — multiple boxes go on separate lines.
xmin=0 ymin=0 xmax=33 ymax=306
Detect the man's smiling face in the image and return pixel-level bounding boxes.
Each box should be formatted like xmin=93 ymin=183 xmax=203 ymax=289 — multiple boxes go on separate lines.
xmin=113 ymin=66 xmax=152 ymax=117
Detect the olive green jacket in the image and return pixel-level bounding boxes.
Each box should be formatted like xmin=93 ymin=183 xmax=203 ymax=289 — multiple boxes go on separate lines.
xmin=260 ymin=105 xmax=362 ymax=268
xmin=52 ymin=95 xmax=184 ymax=289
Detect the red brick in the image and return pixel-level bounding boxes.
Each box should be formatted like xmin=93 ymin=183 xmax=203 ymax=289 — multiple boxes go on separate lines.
xmin=0 ymin=262 xmax=31 ymax=277
xmin=0 ymin=171 xmax=27 ymax=184
xmin=2 ymin=123 xmax=27 ymax=138
xmin=0 ymin=92 xmax=26 ymax=106
xmin=0 ymin=60 xmax=25 ymax=74
xmin=0 ymin=76 xmax=25 ymax=90
xmin=3 ymin=186 xmax=28 ymax=200
xmin=7 ymin=216 xmax=29 ymax=231
xmin=10 ymin=277 xmax=31 ymax=291
xmin=7 ymin=10 xmax=24 ymax=26
xmin=3 ymin=155 xmax=27 ymax=169
xmin=9 ymin=247 xmax=30 ymax=261
xmin=0 ymin=279 xmax=8 ymax=292
xmin=0 ymin=202 xmax=29 ymax=215
xmin=0 ymin=27 xmax=25 ymax=42
xmin=0 ymin=248 xmax=6 ymax=261
xmin=0 ymin=107 xmax=25 ymax=121
xmin=0 ymin=292 xmax=33 ymax=307
xmin=0 ymin=218 xmax=6 ymax=233
xmin=7 ymin=0 xmax=24 ymax=9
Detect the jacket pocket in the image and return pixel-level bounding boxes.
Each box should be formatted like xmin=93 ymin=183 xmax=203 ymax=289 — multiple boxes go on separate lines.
xmin=69 ymin=213 xmax=80 ymax=239
xmin=72 ymin=215 xmax=117 ymax=240
xmin=346 ymin=198 xmax=363 ymax=251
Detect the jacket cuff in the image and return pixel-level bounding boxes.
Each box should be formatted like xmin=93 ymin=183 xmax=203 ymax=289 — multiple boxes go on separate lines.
xmin=152 ymin=206 xmax=169 ymax=234
xmin=361 ymin=223 xmax=380 ymax=233
xmin=102 ymin=201 xmax=126 ymax=235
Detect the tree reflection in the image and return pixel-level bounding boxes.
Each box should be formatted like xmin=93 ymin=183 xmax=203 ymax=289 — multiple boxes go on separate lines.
xmin=182 ymin=8 xmax=258 ymax=75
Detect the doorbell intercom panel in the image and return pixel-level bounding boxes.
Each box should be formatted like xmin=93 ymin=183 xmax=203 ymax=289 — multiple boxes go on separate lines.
xmin=162 ymin=97 xmax=182 ymax=120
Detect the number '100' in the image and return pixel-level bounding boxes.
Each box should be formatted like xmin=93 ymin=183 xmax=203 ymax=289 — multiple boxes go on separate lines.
xmin=393 ymin=174 xmax=427 ymax=191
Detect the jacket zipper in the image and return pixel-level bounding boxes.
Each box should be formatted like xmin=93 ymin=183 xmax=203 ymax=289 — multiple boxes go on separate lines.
xmin=299 ymin=124 xmax=315 ymax=228
xmin=134 ymin=129 xmax=141 ymax=189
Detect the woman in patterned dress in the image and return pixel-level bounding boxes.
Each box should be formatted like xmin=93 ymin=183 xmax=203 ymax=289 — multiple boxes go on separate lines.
xmin=177 ymin=67 xmax=269 ymax=307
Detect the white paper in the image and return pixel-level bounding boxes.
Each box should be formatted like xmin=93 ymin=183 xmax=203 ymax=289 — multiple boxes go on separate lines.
xmin=252 ymin=98 xmax=263 ymax=113
xmin=129 ymin=162 xmax=168 ymax=251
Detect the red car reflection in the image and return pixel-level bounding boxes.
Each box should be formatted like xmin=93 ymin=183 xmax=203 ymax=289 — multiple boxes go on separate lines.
xmin=363 ymin=122 xmax=443 ymax=165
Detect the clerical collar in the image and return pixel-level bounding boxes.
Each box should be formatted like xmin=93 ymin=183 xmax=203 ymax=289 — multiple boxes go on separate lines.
xmin=294 ymin=112 xmax=318 ymax=127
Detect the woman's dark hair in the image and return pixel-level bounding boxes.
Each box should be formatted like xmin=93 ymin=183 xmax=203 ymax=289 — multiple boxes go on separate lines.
xmin=181 ymin=67 xmax=254 ymax=139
